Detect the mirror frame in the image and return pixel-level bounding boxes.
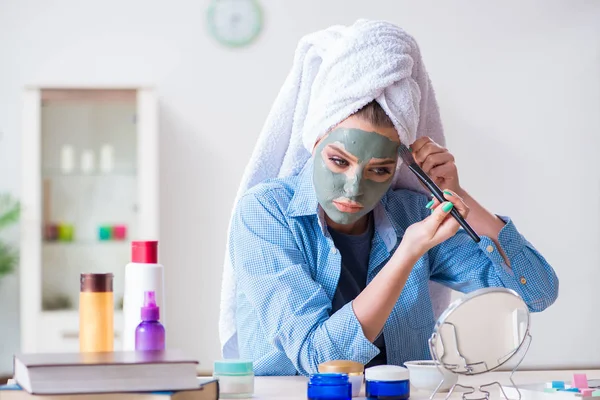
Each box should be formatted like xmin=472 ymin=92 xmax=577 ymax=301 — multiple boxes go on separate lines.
xmin=428 ymin=287 xmax=531 ymax=376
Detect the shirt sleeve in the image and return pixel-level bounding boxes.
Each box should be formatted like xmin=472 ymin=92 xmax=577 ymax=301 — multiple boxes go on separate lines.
xmin=230 ymin=191 xmax=379 ymax=375
xmin=428 ymin=212 xmax=559 ymax=312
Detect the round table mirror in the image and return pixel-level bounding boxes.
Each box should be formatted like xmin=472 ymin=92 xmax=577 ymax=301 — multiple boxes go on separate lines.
xmin=428 ymin=287 xmax=532 ymax=400
xmin=430 ymin=287 xmax=531 ymax=374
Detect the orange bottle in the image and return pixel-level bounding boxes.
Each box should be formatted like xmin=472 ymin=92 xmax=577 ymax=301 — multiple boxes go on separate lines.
xmin=79 ymin=273 xmax=114 ymax=352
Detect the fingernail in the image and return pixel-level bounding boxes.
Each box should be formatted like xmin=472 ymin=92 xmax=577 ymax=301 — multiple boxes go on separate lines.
xmin=443 ymin=190 xmax=453 ymax=196
xmin=425 ymin=199 xmax=434 ymax=209
xmin=442 ymin=202 xmax=454 ymax=212
xmin=409 ymin=147 xmax=413 ymax=152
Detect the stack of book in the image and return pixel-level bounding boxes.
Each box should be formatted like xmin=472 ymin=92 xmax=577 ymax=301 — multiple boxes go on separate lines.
xmin=0 ymin=350 xmax=218 ymax=400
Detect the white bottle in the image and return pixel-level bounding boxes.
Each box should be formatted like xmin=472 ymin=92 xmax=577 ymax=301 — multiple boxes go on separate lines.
xmin=99 ymin=144 xmax=114 ymax=174
xmin=60 ymin=145 xmax=75 ymax=174
xmin=122 ymin=241 xmax=166 ymax=351
xmin=80 ymin=149 xmax=95 ymax=174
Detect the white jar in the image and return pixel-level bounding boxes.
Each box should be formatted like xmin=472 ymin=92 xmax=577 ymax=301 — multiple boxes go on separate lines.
xmin=213 ymin=360 xmax=254 ymax=398
xmin=404 ymin=360 xmax=458 ymax=392
xmin=318 ymin=360 xmax=364 ymax=397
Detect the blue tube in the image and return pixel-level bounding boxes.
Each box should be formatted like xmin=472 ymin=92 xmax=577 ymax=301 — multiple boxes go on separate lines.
xmin=365 ymin=379 xmax=410 ymax=400
xmin=307 ymin=373 xmax=352 ymax=400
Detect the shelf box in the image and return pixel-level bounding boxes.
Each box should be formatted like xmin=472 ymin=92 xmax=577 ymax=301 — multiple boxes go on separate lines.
xmin=20 ymin=87 xmax=159 ymax=353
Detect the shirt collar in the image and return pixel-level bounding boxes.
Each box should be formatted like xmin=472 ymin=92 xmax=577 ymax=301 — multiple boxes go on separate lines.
xmin=287 ymin=158 xmax=320 ymax=218
xmin=287 ymin=158 xmax=403 ymax=252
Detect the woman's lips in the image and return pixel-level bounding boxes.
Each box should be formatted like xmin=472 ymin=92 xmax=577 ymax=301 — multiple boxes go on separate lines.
xmin=332 ymin=199 xmax=364 ymax=213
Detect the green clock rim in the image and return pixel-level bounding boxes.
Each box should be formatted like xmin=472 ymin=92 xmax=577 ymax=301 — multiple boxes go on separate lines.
xmin=206 ymin=0 xmax=263 ymax=48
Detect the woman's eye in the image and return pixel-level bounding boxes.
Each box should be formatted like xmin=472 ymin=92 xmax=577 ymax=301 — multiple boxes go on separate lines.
xmin=329 ymin=157 xmax=349 ymax=167
xmin=371 ymin=167 xmax=391 ymax=176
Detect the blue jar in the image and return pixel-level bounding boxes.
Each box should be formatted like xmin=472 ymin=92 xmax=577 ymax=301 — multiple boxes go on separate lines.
xmin=307 ymin=373 xmax=352 ymax=400
xmin=365 ymin=365 xmax=410 ymax=400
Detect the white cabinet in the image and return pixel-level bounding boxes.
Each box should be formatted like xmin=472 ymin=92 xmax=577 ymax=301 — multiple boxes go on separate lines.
xmin=20 ymin=87 xmax=159 ymax=353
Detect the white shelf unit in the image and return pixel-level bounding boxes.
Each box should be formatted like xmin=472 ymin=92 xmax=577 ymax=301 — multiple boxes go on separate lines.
xmin=20 ymin=87 xmax=159 ymax=353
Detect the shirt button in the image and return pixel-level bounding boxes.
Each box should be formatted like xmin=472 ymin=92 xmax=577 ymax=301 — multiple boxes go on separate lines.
xmin=520 ymin=277 xmax=527 ymax=285
xmin=486 ymin=245 xmax=494 ymax=253
xmin=331 ymin=248 xmax=337 ymax=254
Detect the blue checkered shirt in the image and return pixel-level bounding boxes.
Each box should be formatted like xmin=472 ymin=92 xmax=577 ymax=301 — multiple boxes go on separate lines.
xmin=229 ymin=158 xmax=559 ymax=376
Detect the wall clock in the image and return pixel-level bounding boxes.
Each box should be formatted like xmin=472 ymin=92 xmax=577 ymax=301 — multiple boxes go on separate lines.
xmin=207 ymin=0 xmax=263 ymax=48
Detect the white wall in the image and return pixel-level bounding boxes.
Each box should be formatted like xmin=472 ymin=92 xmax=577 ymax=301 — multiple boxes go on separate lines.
xmin=1 ymin=0 xmax=599 ymax=375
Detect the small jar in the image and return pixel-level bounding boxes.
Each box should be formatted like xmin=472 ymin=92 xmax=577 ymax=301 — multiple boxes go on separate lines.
xmin=44 ymin=223 xmax=58 ymax=241
xmin=113 ymin=225 xmax=127 ymax=240
xmin=213 ymin=360 xmax=254 ymax=398
xmin=318 ymin=360 xmax=364 ymax=397
xmin=58 ymin=223 xmax=74 ymax=241
xmin=365 ymin=365 xmax=410 ymax=400
xmin=98 ymin=225 xmax=112 ymax=241
xmin=307 ymin=373 xmax=352 ymax=400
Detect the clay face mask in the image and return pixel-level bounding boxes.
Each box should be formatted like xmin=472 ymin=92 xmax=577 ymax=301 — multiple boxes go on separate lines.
xmin=312 ymin=128 xmax=398 ymax=226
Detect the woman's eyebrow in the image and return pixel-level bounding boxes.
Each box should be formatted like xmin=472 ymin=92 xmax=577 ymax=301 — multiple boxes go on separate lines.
xmin=369 ymin=158 xmax=396 ymax=166
xmin=327 ymin=144 xmax=358 ymax=162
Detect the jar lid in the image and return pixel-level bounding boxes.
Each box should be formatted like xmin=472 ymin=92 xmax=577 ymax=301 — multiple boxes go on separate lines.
xmin=318 ymin=360 xmax=364 ymax=375
xmin=213 ymin=359 xmax=253 ymax=376
xmin=365 ymin=365 xmax=409 ymax=382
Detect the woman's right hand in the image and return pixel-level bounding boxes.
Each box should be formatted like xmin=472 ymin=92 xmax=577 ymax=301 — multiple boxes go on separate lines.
xmin=353 ymin=190 xmax=469 ymax=342
xmin=396 ymin=190 xmax=470 ymax=262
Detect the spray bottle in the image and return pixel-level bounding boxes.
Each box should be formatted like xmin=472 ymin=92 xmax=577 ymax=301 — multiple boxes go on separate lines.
xmin=122 ymin=241 xmax=165 ymax=351
xmin=135 ymin=290 xmax=165 ymax=351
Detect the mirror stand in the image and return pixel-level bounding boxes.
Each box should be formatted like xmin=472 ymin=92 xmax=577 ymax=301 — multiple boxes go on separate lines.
xmin=428 ymin=324 xmax=533 ymax=400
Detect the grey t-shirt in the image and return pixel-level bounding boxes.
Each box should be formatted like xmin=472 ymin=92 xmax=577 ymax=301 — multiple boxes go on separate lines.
xmin=328 ymin=214 xmax=387 ymax=367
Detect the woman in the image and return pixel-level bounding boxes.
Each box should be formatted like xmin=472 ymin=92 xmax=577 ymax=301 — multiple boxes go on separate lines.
xmin=221 ymin=20 xmax=559 ymax=376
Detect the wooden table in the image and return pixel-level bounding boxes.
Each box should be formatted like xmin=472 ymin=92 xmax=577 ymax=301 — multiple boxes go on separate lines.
xmin=236 ymin=370 xmax=600 ymax=400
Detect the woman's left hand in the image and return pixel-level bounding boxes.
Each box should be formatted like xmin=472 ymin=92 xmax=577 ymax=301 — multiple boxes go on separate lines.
xmin=410 ymin=137 xmax=462 ymax=194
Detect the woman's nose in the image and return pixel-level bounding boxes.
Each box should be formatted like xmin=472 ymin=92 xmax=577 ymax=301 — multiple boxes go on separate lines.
xmin=343 ymin=168 xmax=364 ymax=197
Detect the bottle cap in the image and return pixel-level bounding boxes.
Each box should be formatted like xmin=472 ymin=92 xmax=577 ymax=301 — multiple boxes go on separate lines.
xmin=80 ymin=273 xmax=113 ymax=293
xmin=318 ymin=360 xmax=364 ymax=376
xmin=132 ymin=241 xmax=158 ymax=263
xmin=141 ymin=290 xmax=160 ymax=321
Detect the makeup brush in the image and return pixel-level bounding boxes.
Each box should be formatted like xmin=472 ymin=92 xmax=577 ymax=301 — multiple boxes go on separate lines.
xmin=398 ymin=143 xmax=480 ymax=243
